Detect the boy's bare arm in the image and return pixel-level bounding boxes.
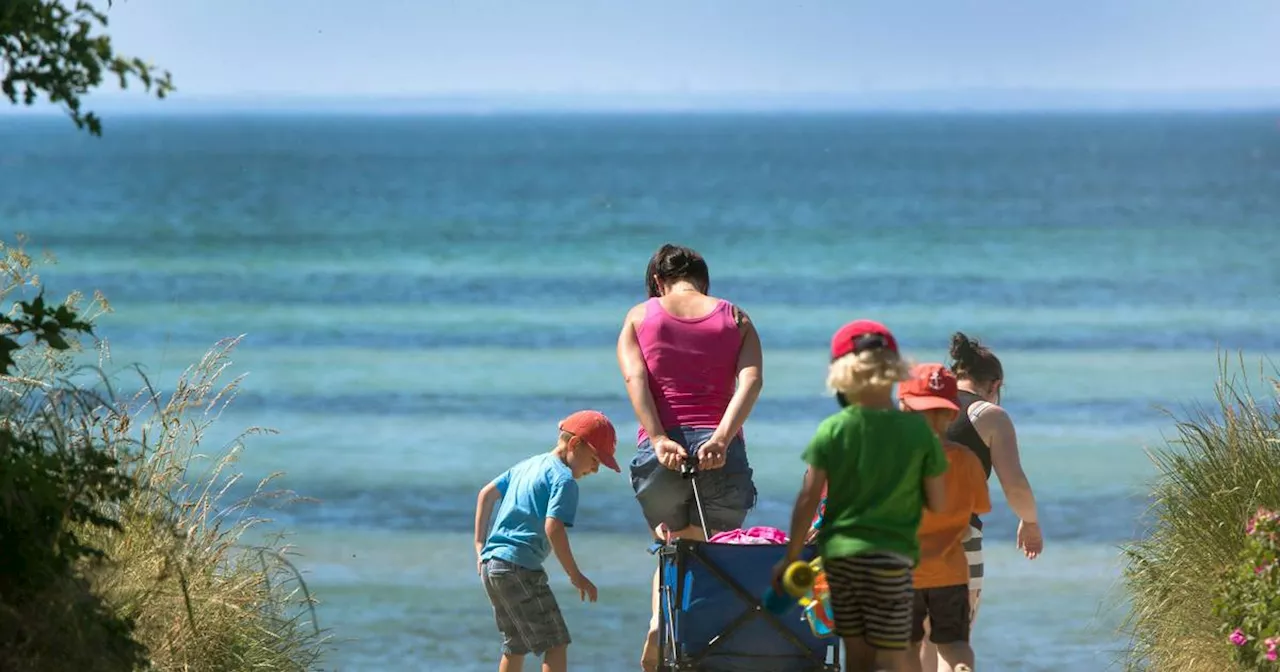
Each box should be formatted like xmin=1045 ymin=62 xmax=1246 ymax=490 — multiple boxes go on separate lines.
xmin=784 ymin=466 xmax=828 ymax=562
xmin=923 ymin=474 xmax=947 ymax=514
xmin=474 ymin=483 xmax=501 ymax=559
xmin=546 ymin=517 xmax=599 ymax=602
xmin=544 ymin=517 xmax=583 ymax=578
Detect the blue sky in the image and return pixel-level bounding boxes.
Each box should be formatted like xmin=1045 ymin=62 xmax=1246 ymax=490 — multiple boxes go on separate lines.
xmin=20 ymin=0 xmax=1280 ymax=110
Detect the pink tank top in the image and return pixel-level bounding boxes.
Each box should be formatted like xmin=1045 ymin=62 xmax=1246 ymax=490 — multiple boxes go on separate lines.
xmin=635 ymin=297 xmax=743 ymax=444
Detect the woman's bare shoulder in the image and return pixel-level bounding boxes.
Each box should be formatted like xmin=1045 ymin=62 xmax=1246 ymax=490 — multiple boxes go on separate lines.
xmin=714 ymin=297 xmax=751 ymax=327
xmin=623 ymin=301 xmax=650 ymax=325
xmin=970 ymin=401 xmax=1015 ymax=436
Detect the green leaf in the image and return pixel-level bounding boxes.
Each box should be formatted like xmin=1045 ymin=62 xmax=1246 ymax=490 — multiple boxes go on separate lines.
xmin=2 ymin=0 xmax=174 ymax=135
xmin=42 ymin=330 xmax=69 ymax=351
xmin=0 ymin=336 xmax=19 ymax=373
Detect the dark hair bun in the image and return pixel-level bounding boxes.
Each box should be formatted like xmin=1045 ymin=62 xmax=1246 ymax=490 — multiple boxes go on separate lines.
xmin=948 ymin=331 xmax=1003 ymax=383
xmin=645 ymin=243 xmax=710 ymax=297
xmin=950 ymin=331 xmax=978 ymax=364
xmin=662 ymin=250 xmax=698 ymax=276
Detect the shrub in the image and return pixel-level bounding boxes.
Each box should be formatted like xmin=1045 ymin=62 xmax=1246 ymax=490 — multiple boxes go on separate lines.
xmin=0 ymin=246 xmax=147 ymax=671
xmin=1121 ymin=355 xmax=1280 ymax=671
xmin=1214 ymin=507 xmax=1280 ymax=668
xmin=87 ymin=336 xmax=327 ymax=670
xmin=0 ymin=238 xmax=327 ymax=670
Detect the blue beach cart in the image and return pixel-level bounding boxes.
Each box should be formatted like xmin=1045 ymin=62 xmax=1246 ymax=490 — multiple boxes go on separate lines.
xmin=654 ymin=539 xmax=841 ymax=672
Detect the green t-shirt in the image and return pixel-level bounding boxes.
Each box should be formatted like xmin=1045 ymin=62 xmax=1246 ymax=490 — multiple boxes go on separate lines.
xmin=803 ymin=405 xmax=948 ymax=564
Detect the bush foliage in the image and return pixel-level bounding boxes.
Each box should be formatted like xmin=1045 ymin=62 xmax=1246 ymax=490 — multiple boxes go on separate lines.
xmin=1122 ymin=355 xmax=1280 ymax=671
xmin=0 ymin=239 xmax=326 ymax=671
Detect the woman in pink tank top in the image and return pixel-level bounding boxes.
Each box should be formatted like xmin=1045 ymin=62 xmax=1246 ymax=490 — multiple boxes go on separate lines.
xmin=616 ymin=243 xmax=764 ymax=671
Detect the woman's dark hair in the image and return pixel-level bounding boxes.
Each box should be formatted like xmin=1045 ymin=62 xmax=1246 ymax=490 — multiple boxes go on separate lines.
xmin=949 ymin=331 xmax=1003 ymax=384
xmin=645 ymin=244 xmax=710 ymax=298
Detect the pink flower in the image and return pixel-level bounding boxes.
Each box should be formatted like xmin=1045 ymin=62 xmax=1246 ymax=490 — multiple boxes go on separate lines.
xmin=1251 ymin=508 xmax=1280 ymax=535
xmin=1230 ymin=629 xmax=1248 ymax=646
xmin=1267 ymin=637 xmax=1280 ymax=661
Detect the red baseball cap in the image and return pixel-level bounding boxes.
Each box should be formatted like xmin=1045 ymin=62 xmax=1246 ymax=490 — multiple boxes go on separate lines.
xmin=559 ymin=410 xmax=620 ymax=472
xmin=898 ymin=363 xmax=960 ymax=412
xmin=830 ymin=319 xmax=899 ymax=361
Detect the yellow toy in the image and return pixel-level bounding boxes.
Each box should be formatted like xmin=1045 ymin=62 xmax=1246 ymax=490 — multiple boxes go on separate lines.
xmin=779 ymin=558 xmax=820 ymax=601
xmin=780 ymin=558 xmax=836 ymax=639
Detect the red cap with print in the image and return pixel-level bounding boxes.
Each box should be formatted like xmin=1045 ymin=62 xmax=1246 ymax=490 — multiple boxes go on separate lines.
xmin=829 ymin=319 xmax=899 ymax=361
xmin=559 ymin=410 xmax=620 ymax=472
xmin=898 ymin=363 xmax=960 ymax=412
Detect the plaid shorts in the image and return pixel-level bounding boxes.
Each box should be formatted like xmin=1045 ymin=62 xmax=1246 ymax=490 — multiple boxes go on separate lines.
xmin=481 ymin=558 xmax=571 ymax=656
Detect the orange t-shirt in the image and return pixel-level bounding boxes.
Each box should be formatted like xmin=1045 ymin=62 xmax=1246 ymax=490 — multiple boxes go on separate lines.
xmin=913 ymin=441 xmax=992 ymax=589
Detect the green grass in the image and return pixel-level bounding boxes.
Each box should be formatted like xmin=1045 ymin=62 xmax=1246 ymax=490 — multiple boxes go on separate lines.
xmin=0 ymin=239 xmax=327 ymax=671
xmin=83 ymin=336 xmax=328 ymax=670
xmin=1121 ymin=354 xmax=1280 ymax=671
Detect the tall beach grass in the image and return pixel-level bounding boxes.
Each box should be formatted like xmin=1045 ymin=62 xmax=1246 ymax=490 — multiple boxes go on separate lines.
xmin=1 ymin=239 xmax=327 ymax=671
xmin=1121 ymin=354 xmax=1280 ymax=671
xmin=88 ymin=336 xmax=327 ymax=670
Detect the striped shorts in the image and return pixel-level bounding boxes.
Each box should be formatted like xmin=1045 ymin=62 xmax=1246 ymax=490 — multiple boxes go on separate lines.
xmin=481 ymin=558 xmax=571 ymax=656
xmin=824 ymin=552 xmax=915 ymax=650
xmin=963 ymin=525 xmax=984 ymax=591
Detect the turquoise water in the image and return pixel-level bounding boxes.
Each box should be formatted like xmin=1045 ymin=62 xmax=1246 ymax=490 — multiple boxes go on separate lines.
xmin=4 ymin=112 xmax=1280 ymax=671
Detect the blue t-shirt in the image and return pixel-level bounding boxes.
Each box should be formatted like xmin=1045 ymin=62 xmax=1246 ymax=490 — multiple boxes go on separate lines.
xmin=480 ymin=452 xmax=580 ymax=570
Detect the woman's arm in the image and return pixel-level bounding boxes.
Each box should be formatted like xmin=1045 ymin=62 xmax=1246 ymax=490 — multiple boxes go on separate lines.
xmin=710 ymin=308 xmax=763 ymax=443
xmin=617 ymin=305 xmax=681 ymax=463
xmin=973 ymin=404 xmax=1038 ymax=524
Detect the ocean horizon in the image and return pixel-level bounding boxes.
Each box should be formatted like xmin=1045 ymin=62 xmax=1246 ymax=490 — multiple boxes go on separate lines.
xmin=5 ymin=87 xmax=1280 ymax=117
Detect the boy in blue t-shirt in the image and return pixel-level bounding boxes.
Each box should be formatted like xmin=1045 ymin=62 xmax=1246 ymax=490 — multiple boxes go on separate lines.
xmin=474 ymin=410 xmax=621 ymax=672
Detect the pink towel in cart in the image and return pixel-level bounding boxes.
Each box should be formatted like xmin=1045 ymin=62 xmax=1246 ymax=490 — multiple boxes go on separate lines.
xmin=708 ymin=526 xmax=789 ymax=545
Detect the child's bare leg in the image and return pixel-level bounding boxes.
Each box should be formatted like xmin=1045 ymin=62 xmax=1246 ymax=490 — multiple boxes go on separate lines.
xmin=498 ymin=652 xmax=524 ymax=672
xmin=926 ymin=586 xmax=975 ymax=672
xmin=934 ymin=642 xmax=975 ymax=672
xmin=904 ymin=641 xmax=925 ymax=672
xmin=968 ymin=589 xmax=981 ymax=629
xmin=918 ymin=618 xmax=939 ymax=672
xmin=541 ymin=645 xmax=567 ymax=672
xmin=843 ymin=638 xmax=878 ymax=672
xmin=642 ymin=566 xmax=660 ymax=672
xmin=874 ymin=647 xmax=908 ymax=671
xmin=642 ymin=525 xmax=706 ymax=672
xmin=920 ymin=643 xmax=940 ymax=671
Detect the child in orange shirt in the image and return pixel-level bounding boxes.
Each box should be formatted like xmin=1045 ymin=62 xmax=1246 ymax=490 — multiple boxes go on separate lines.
xmin=898 ymin=364 xmax=991 ymax=672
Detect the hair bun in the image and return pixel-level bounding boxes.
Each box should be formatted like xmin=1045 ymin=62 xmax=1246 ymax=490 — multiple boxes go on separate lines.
xmin=948 ymin=331 xmax=1002 ymax=383
xmin=949 ymin=332 xmax=976 ymax=363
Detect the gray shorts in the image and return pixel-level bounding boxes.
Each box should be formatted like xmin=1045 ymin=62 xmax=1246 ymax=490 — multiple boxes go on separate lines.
xmin=480 ymin=558 xmax=570 ymax=656
xmin=629 ymin=426 xmax=757 ymax=535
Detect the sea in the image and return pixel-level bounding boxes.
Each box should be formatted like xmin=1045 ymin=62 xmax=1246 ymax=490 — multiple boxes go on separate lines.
xmin=3 ymin=111 xmax=1279 ymax=671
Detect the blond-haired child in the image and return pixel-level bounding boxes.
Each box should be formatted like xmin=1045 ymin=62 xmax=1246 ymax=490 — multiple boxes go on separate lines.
xmin=776 ymin=320 xmax=948 ymax=672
